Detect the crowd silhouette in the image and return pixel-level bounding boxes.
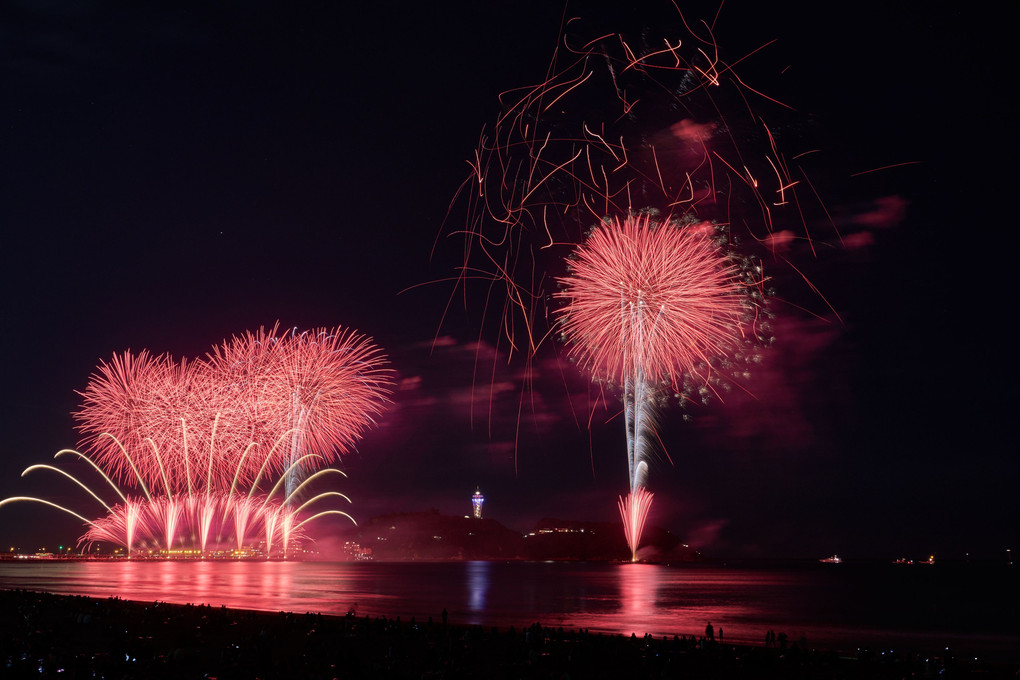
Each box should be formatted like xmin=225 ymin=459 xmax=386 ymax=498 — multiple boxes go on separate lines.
xmin=0 ymin=590 xmax=1009 ymax=679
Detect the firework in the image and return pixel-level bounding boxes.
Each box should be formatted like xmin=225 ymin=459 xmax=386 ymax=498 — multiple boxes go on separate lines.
xmin=74 ymin=324 xmax=392 ymax=496
xmin=1 ymin=324 xmax=391 ymax=558
xmin=442 ymin=5 xmax=820 ymax=362
xmin=391 ymin=0 xmax=825 ymax=565
xmin=556 ymin=214 xmax=752 ymax=559
xmin=74 ymin=351 xmax=215 ymax=493
xmin=207 ymin=324 xmax=393 ymax=495
xmin=555 ymin=215 xmax=746 ymax=389
xmin=619 ymin=487 xmax=655 ymax=560
xmin=3 ymin=432 xmax=362 ymax=559
xmin=432 ymin=9 xmax=832 ymax=561
xmin=78 ymin=489 xmax=343 ymax=558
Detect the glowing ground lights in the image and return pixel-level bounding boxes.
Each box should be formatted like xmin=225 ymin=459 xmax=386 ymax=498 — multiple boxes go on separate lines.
xmin=0 ymin=324 xmax=392 ymax=558
xmin=557 ymin=215 xmax=763 ymax=559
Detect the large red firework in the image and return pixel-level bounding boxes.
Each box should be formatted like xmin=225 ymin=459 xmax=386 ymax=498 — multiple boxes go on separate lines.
xmin=555 ymin=214 xmax=747 ymax=390
xmin=556 ymin=214 xmax=753 ymax=559
xmin=74 ymin=351 xmax=220 ymax=493
xmin=441 ymin=4 xmax=826 ymax=362
xmin=206 ymin=324 xmax=394 ymax=483
xmin=74 ymin=325 xmax=393 ymax=494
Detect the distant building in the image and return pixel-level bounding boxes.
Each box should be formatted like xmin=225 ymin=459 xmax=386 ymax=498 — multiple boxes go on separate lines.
xmin=471 ymin=487 xmax=484 ymax=518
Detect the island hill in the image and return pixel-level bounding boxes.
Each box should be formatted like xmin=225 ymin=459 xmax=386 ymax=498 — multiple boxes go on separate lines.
xmin=340 ymin=509 xmax=702 ymax=562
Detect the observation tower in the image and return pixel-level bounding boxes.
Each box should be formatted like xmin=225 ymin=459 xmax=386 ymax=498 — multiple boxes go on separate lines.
xmin=471 ymin=487 xmax=484 ymax=519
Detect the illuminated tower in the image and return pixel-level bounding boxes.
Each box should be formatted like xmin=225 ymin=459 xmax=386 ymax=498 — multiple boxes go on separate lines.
xmin=471 ymin=487 xmax=484 ymax=519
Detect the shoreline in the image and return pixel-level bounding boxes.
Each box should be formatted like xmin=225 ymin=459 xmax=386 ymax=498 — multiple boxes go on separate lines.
xmin=3 ymin=588 xmax=1017 ymax=679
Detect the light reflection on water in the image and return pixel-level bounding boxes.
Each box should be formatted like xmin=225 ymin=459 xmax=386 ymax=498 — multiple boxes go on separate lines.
xmin=1 ymin=560 xmax=1016 ymax=659
xmin=500 ymin=562 xmax=759 ymax=642
xmin=465 ymin=560 xmax=488 ymax=613
xmin=0 ymin=560 xmax=769 ymax=641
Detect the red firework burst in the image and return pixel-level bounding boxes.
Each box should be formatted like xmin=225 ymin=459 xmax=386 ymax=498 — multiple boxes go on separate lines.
xmin=206 ymin=324 xmax=393 ymax=482
xmin=555 ymin=214 xmax=747 ymax=390
xmin=74 ymin=351 xmax=219 ymax=492
xmin=81 ymin=492 xmax=313 ymax=557
xmin=74 ymin=324 xmax=392 ymax=494
xmin=441 ymin=5 xmax=827 ymax=361
xmin=619 ymin=487 xmax=654 ymax=561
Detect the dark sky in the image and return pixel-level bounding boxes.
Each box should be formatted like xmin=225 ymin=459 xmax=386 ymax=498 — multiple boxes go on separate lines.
xmin=0 ymin=1 xmax=1013 ymax=560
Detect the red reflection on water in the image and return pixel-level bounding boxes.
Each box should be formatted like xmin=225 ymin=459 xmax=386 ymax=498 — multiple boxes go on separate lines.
xmin=72 ymin=561 xmax=303 ymax=611
xmin=620 ymin=563 xmax=658 ymax=622
xmin=531 ymin=563 xmax=759 ymax=644
xmin=6 ymin=560 xmax=1015 ymax=662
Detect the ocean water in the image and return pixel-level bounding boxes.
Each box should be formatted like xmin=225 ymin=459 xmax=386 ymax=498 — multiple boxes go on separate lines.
xmin=1 ymin=559 xmax=1016 ymax=662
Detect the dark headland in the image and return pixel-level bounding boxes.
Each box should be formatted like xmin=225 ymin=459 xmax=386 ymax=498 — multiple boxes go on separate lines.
xmin=342 ymin=510 xmax=701 ymax=562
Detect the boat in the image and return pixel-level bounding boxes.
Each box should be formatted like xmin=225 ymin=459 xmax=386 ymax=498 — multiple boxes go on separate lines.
xmin=819 ymin=555 xmax=842 ymax=564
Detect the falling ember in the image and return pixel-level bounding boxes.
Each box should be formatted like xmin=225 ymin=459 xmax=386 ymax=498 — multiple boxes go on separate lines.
xmin=557 ymin=214 xmax=758 ymax=557
xmin=0 ymin=324 xmax=392 ymax=559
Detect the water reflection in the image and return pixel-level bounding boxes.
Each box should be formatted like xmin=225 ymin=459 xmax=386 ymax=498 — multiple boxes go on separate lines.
xmin=0 ymin=560 xmax=761 ymax=639
xmin=64 ymin=560 xmax=304 ymax=611
xmin=3 ymin=560 xmax=1014 ymax=658
xmin=619 ymin=562 xmax=659 ymax=621
xmin=465 ymin=561 xmax=489 ymax=615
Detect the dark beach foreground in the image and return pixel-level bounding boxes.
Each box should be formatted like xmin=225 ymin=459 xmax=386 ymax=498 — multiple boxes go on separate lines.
xmin=2 ymin=589 xmax=1015 ymax=679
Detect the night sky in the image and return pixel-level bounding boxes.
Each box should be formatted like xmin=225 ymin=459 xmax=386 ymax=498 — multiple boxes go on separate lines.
xmin=0 ymin=1 xmax=1013 ymax=560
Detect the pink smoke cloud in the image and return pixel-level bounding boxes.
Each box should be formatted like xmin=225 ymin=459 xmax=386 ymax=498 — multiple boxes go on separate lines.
xmin=855 ymin=195 xmax=907 ymax=229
